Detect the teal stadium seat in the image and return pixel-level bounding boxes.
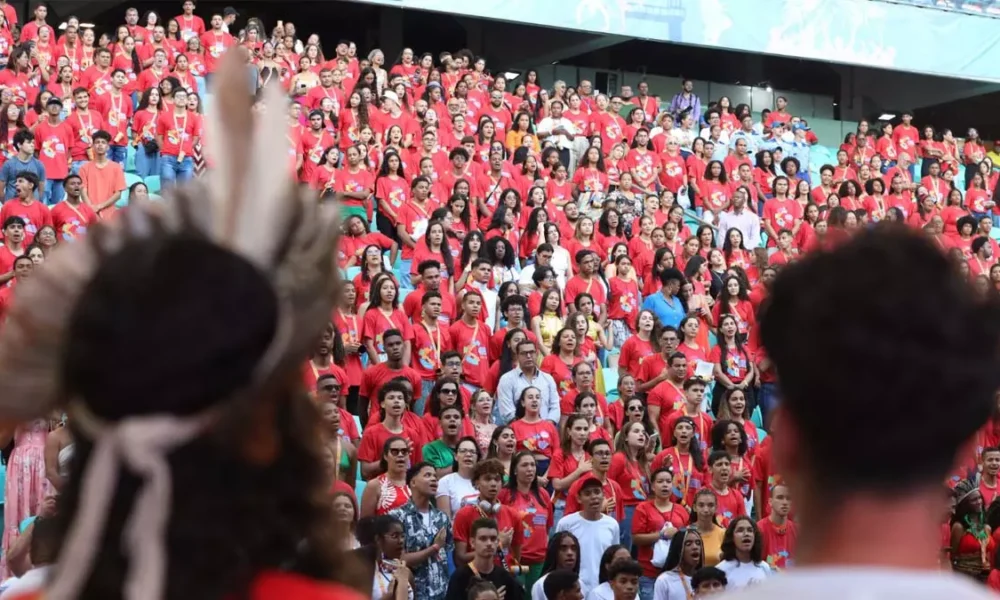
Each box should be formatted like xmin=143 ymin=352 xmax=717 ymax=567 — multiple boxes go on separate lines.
xmin=125 ymin=172 xmax=143 ymax=188
xmin=353 ymin=416 xmax=365 ymax=499
xmin=126 ymin=144 xmax=137 ymax=174
xmin=144 ymin=176 xmax=161 ymax=194
xmin=602 ymin=368 xmax=619 ymax=401
xmin=345 ymin=266 xmax=361 ymax=282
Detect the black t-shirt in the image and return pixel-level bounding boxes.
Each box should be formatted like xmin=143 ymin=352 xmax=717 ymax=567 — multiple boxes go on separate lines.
xmin=445 ymin=562 xmax=525 ymax=600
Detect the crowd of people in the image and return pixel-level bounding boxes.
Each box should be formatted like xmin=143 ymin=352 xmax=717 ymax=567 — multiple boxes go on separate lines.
xmin=0 ymin=1 xmax=999 ymax=599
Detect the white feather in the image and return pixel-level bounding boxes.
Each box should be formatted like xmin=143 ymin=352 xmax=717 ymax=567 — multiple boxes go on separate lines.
xmin=233 ymin=82 xmax=295 ymax=270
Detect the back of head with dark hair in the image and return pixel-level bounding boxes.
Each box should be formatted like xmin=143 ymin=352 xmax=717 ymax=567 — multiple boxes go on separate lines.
xmin=761 ymin=226 xmax=1000 ymax=496
xmin=543 ymin=569 xmax=579 ymax=600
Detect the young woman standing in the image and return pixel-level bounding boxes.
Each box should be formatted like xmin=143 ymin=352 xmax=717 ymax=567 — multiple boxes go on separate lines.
xmin=609 ymin=421 xmax=651 ymax=550
xmin=689 ymin=489 xmax=726 ymax=567
xmin=632 ymin=467 xmax=692 ymax=600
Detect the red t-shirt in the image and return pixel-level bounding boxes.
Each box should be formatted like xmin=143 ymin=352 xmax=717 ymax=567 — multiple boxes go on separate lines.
xmin=65 ymin=109 xmax=105 ymax=161
xmin=757 ymin=517 xmax=797 ymax=570
xmin=540 ymin=354 xmax=577 ymax=401
xmin=710 ymin=484 xmax=746 ymax=528
xmin=563 ymin=275 xmax=607 ymax=314
xmin=360 ymin=307 xmax=415 ymax=358
xmin=618 ymin=336 xmax=654 ymax=380
xmin=356 ymin=421 xmax=425 ymax=464
xmin=648 ymin=379 xmax=686 ymax=436
xmin=510 ymin=418 xmax=559 ymax=459
xmin=497 ymin=487 xmax=553 ymax=564
xmin=453 ymin=504 xmax=524 ymax=568
xmin=403 ymin=286 xmax=457 ymax=326
xmin=332 ymin=310 xmax=364 ymax=388
xmin=0 ymin=200 xmax=51 ymax=244
xmin=199 ymin=30 xmax=236 ymax=73
xmin=156 ymin=109 xmax=197 ymax=157
xmin=546 ymin=448 xmax=589 ymax=503
xmin=448 ymin=319 xmax=491 ymax=387
xmin=632 ymin=500 xmax=690 ymax=577
xmin=359 ymin=362 xmax=424 ymax=424
xmin=33 ymin=119 xmax=71 ymax=181
xmin=608 ymin=452 xmax=648 ymax=506
xmin=607 ymin=277 xmax=639 ymax=325
xmin=411 ymin=321 xmax=453 ymax=381
xmin=664 ymin=409 xmax=714 ymax=455
xmin=50 ymin=200 xmax=97 ymax=242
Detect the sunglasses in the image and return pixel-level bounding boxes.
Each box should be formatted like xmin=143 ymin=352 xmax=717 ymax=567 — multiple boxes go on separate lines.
xmin=441 ymin=388 xmax=458 ymax=395
xmin=388 ymin=447 xmax=411 ymax=457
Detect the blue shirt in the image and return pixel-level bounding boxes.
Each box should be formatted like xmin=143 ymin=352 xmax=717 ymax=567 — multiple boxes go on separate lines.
xmin=642 ymin=292 xmax=686 ymax=329
xmin=0 ymin=156 xmax=46 ymax=200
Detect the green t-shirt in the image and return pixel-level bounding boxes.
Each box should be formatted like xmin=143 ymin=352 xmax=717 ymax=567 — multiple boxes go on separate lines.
xmin=422 ymin=440 xmax=456 ymax=469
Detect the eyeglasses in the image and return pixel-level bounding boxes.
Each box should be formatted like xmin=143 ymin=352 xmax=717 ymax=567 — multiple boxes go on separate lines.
xmin=388 ymin=447 xmax=411 ymax=457
xmin=457 ymin=448 xmax=478 ymax=455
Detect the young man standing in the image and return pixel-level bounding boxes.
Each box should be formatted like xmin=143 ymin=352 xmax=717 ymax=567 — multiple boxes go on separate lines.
xmin=91 ymin=68 xmax=133 ymax=164
xmin=66 ymin=87 xmax=105 ymax=174
xmin=979 ymin=448 xmax=1000 ymax=506
xmin=34 ymin=97 xmax=71 ymax=206
xmin=0 ymin=173 xmax=51 ymax=245
xmin=564 ymin=440 xmax=624 ymax=523
xmin=79 ymin=130 xmax=126 ymax=218
xmin=445 ymin=518 xmax=524 ymax=600
xmin=0 ymin=217 xmax=25 ymax=283
xmin=175 ymin=0 xmax=206 ymax=42
xmin=489 ymin=295 xmax=537 ymax=362
xmin=555 ymin=477 xmax=620 ymax=595
xmin=391 ymin=462 xmax=452 ymax=600
xmin=411 ymin=291 xmax=453 ymax=411
xmin=448 ymin=290 xmax=491 ymax=394
xmin=706 ymin=451 xmax=745 ymax=529
xmin=757 ymin=483 xmax=797 ymax=571
xmin=0 ymin=254 xmax=32 ymax=319
xmin=0 ymin=131 xmax=45 ymax=202
xmin=647 ymin=352 xmax=688 ymax=435
xmin=452 ymin=459 xmax=523 ymax=565
xmin=403 ymin=261 xmax=456 ymax=326
xmin=50 ymin=174 xmax=96 ymax=242
xmin=156 ymin=88 xmax=198 ymax=187
xmin=734 ymin=227 xmax=1000 ymax=599
xmin=359 ymin=329 xmax=423 ymax=426
xmin=199 ymin=12 xmax=235 ymax=75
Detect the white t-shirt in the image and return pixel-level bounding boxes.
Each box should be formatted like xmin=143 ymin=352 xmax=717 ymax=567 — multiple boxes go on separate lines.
xmin=585 ymin=582 xmax=639 ymax=600
xmin=653 ymin=570 xmax=691 ymax=600
xmin=718 ymin=567 xmax=997 ymax=599
xmin=0 ymin=566 xmax=51 ymax=599
xmin=717 ymin=559 xmax=772 ymax=589
xmin=436 ymin=472 xmax=479 ymax=514
xmin=531 ymin=572 xmax=550 ymax=600
xmin=555 ymin=512 xmax=620 ymax=596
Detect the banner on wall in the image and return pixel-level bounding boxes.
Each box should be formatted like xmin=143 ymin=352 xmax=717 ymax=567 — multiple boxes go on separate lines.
xmin=346 ymin=0 xmax=1000 ymax=83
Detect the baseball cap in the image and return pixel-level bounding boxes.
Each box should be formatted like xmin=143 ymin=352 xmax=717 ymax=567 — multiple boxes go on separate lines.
xmin=382 ymin=90 xmax=400 ymax=105
xmin=223 ymin=7 xmax=239 ymax=17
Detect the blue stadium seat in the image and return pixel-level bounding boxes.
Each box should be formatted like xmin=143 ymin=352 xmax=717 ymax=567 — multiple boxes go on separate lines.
xmin=758 ymin=428 xmax=767 ymax=442
xmin=345 ymin=266 xmax=361 ymax=282
xmin=144 ymin=175 xmax=161 ymax=194
xmin=751 ymin=405 xmax=763 ymax=428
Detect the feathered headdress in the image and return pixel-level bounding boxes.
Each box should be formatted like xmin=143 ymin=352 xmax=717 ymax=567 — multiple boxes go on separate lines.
xmin=0 ymin=50 xmax=341 ymax=599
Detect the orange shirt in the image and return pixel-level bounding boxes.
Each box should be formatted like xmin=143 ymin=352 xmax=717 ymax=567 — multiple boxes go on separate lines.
xmin=78 ymin=160 xmax=126 ymax=218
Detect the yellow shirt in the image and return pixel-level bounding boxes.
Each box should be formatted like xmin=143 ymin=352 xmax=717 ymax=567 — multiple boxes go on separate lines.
xmin=698 ymin=524 xmax=726 ymax=567
xmin=505 ymin=129 xmax=541 ymax=154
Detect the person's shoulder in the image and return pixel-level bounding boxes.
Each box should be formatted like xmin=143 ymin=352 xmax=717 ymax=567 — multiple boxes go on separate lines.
xmin=249 ymin=571 xmax=367 ymax=600
xmin=716 ymin=568 xmax=996 ymax=600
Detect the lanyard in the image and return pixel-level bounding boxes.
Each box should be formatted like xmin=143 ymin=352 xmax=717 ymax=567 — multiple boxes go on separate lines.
xmin=338 ymin=309 xmax=359 ymax=341
xmin=77 ymin=110 xmax=93 ymax=134
xmin=421 ymin=321 xmax=442 ymax=366
xmin=62 ymin=201 xmax=89 ymax=225
xmin=675 ymin=449 xmax=693 ymax=503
